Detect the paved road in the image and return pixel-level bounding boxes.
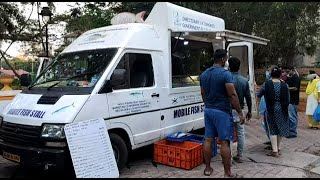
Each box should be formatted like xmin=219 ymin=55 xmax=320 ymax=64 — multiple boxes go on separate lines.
xmin=1 ymin=112 xmax=320 ymax=178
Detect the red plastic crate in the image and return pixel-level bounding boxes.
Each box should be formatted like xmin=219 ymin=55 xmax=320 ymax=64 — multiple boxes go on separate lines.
xmin=154 ymin=140 xmax=203 ymax=170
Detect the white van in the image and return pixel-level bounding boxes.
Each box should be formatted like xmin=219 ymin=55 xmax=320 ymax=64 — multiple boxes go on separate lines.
xmin=0 ymin=2 xmax=269 ymax=171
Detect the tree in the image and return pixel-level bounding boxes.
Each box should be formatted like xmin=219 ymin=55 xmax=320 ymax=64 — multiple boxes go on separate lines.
xmin=53 ymin=2 xmax=113 ymax=33
xmin=123 ymin=3 xmax=320 ymax=67
xmin=0 ymin=2 xmax=25 ymax=40
xmin=0 ymin=2 xmax=56 ymax=84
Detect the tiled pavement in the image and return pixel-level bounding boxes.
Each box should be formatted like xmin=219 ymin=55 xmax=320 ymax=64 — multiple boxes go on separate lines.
xmin=120 ymin=112 xmax=320 ymax=178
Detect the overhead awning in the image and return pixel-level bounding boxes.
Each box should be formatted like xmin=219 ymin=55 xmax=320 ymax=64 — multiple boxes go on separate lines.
xmin=173 ymin=30 xmax=270 ymax=46
xmin=218 ymin=30 xmax=270 ymax=45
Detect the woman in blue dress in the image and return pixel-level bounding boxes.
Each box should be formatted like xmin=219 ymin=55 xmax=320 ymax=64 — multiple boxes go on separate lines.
xmin=257 ymin=66 xmax=290 ymax=157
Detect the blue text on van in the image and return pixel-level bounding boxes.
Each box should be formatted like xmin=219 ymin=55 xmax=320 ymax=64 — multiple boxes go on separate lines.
xmin=174 ymin=105 xmax=205 ymax=119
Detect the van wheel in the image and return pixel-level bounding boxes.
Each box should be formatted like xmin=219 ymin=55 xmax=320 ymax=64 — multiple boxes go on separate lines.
xmin=110 ymin=133 xmax=128 ymax=170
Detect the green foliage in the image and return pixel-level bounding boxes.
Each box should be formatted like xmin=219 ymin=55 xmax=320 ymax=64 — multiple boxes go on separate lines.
xmin=107 ymin=2 xmax=320 ymax=67
xmin=2 ymin=2 xmax=320 ymax=70
xmin=2 ymin=57 xmax=36 ymax=75
xmin=54 ymin=3 xmax=113 ymax=33
xmin=0 ymin=2 xmax=26 ymax=39
xmin=253 ymin=2 xmax=320 ymax=66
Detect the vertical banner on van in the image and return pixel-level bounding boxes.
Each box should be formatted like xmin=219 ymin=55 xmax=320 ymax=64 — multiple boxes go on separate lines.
xmin=64 ymin=118 xmax=119 ymax=178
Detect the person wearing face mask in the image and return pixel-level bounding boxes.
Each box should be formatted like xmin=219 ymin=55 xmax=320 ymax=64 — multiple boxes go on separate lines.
xmin=286 ymin=67 xmax=301 ymax=137
xmin=260 ymin=65 xmax=274 ymax=149
xmin=305 ymin=70 xmax=320 ymax=129
xmin=200 ymin=49 xmax=245 ymax=178
xmin=265 ymin=66 xmax=271 ymax=80
xmin=228 ymin=57 xmax=252 ymax=163
xmin=257 ymin=66 xmax=290 ymax=158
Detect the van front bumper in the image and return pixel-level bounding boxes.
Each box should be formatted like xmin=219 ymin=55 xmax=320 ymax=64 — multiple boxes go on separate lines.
xmin=0 ymin=140 xmax=71 ymax=170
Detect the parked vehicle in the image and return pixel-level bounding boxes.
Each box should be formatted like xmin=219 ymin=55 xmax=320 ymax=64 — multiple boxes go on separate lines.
xmin=0 ymin=2 xmax=269 ymax=171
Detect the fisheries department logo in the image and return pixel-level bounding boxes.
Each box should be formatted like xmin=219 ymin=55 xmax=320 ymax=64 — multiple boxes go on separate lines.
xmin=173 ymin=12 xmax=181 ymax=27
xmin=172 ymin=98 xmax=178 ymax=104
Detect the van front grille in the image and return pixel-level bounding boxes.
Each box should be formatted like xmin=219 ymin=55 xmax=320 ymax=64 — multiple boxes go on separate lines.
xmin=0 ymin=122 xmax=43 ymax=147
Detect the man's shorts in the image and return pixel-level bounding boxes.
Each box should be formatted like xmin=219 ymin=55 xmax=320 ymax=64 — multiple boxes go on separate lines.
xmin=204 ymin=108 xmax=234 ymax=142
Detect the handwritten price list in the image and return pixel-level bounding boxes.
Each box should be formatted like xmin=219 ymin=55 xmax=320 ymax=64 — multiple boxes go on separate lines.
xmin=64 ymin=118 xmax=119 ymax=178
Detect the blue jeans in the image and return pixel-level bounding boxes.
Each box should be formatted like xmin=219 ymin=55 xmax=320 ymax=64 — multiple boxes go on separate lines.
xmin=288 ymin=104 xmax=298 ymax=136
xmin=232 ymin=110 xmax=245 ymax=158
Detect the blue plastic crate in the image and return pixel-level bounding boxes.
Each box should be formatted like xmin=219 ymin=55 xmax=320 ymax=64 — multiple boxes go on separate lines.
xmin=187 ymin=134 xmax=218 ymax=157
xmin=166 ymin=132 xmax=193 ymax=142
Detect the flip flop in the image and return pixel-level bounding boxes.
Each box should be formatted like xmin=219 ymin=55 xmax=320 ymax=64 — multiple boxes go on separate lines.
xmin=204 ymin=168 xmax=213 ymax=176
xmin=266 ymin=151 xmax=279 ymax=158
xmin=263 ymin=141 xmax=271 ymax=145
xmin=264 ymin=145 xmax=272 ymax=150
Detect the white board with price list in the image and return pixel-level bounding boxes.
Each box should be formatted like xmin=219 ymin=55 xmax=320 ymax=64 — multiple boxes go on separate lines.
xmin=64 ymin=118 xmax=119 ymax=178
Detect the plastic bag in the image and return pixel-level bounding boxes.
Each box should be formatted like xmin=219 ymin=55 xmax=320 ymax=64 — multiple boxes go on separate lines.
xmin=259 ymin=96 xmax=266 ymax=115
xmin=313 ymin=104 xmax=320 ymax=122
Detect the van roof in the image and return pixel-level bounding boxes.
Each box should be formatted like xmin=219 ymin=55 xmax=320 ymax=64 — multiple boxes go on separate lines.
xmin=62 ymin=23 xmax=162 ymax=53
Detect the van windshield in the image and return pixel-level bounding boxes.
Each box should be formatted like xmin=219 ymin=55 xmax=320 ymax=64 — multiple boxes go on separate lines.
xmin=31 ymin=48 xmax=117 ymax=89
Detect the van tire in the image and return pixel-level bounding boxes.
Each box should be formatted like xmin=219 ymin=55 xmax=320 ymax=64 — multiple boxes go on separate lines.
xmin=110 ymin=133 xmax=128 ymax=170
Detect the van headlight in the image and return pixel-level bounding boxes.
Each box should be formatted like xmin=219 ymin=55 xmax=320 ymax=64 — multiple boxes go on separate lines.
xmin=41 ymin=124 xmax=65 ymax=139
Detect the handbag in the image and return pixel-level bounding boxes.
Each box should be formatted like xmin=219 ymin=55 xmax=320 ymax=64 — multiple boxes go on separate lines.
xmin=259 ymin=96 xmax=266 ymax=115
xmin=313 ymin=104 xmax=320 ymax=122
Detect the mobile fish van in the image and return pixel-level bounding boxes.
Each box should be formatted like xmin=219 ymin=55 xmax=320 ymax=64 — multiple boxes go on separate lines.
xmin=0 ymin=2 xmax=269 ymax=171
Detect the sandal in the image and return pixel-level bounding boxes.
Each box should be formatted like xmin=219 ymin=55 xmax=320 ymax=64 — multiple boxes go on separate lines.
xmin=266 ymin=151 xmax=279 ymax=158
xmin=310 ymin=127 xmax=319 ymax=130
xmin=204 ymin=167 xmax=213 ymax=176
xmin=264 ymin=145 xmax=272 ymax=150
xmin=263 ymin=141 xmax=271 ymax=145
xmin=224 ymin=173 xmax=244 ymax=178
xmin=233 ymin=156 xmax=243 ymax=163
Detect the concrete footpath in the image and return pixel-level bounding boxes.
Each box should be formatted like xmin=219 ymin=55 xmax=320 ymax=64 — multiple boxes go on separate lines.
xmin=0 ymin=112 xmax=320 ymax=178
xmin=120 ymin=113 xmax=320 ymax=178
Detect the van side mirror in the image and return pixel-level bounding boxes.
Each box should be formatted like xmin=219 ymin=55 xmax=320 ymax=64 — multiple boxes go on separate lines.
xmin=99 ymin=69 xmax=127 ymax=94
xmin=20 ymin=74 xmax=32 ymax=87
xmin=110 ymin=69 xmax=127 ymax=87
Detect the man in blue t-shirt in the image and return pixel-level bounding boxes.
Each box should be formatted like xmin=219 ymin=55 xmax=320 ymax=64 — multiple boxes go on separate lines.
xmin=200 ymin=49 xmax=245 ymax=178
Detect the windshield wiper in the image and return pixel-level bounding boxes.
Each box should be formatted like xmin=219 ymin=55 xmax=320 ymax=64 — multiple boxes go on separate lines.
xmin=46 ymin=71 xmax=99 ymax=91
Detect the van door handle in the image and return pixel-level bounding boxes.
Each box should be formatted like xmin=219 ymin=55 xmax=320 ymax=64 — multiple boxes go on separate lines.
xmin=151 ymin=93 xmax=160 ymax=97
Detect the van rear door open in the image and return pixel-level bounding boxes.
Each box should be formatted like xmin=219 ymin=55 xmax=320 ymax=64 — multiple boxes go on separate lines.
xmin=222 ymin=30 xmax=269 ymax=116
xmin=227 ymin=42 xmax=257 ymax=115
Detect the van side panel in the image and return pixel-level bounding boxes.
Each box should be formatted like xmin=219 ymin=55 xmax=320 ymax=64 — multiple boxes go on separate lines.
xmin=160 ymin=91 xmax=204 ymax=138
xmin=73 ymin=94 xmax=109 ymax=122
